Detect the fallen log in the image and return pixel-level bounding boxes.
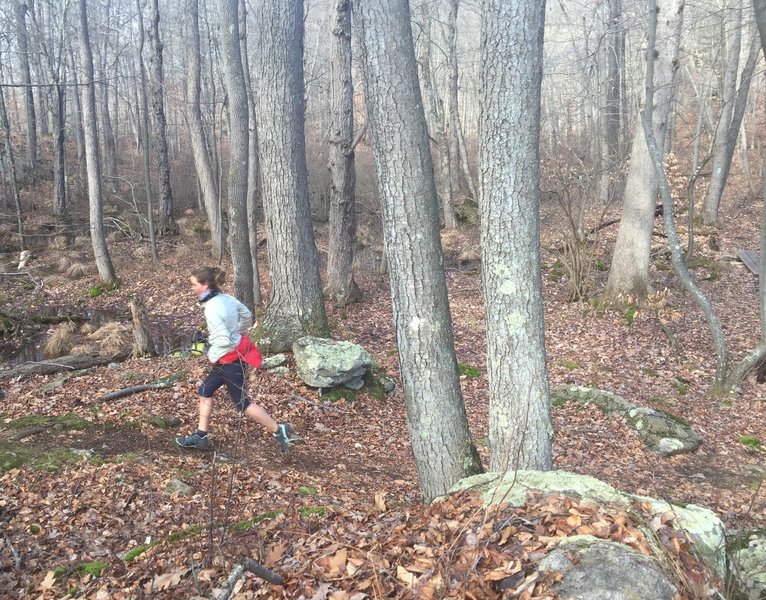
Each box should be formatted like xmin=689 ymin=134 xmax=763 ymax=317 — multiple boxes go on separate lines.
xmin=0 ymin=352 xmax=130 ymax=380
xmin=98 ymin=382 xmax=172 ymax=402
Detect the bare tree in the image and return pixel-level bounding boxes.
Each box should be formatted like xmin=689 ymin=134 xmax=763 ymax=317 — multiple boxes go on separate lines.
xmin=148 ymin=0 xmax=177 ymax=234
xmin=185 ymin=0 xmax=223 ymax=261
xmin=604 ymin=0 xmax=684 ymax=303
xmin=78 ymin=0 xmax=117 ymax=286
xmin=218 ymin=0 xmax=254 ymax=308
xmin=354 ymin=0 xmax=483 ymax=502
xmin=251 ymin=0 xmax=328 ymax=350
xmin=480 ymin=0 xmax=552 ymax=471
xmin=325 ymin=0 xmax=362 ymax=306
xmin=12 ymin=0 xmax=36 ymax=174
xmin=0 ymin=84 xmax=24 ymax=250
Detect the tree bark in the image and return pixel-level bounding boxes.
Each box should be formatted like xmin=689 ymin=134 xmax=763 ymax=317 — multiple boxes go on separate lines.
xmin=186 ymin=0 xmax=223 ymax=261
xmin=78 ymin=0 xmax=117 ymax=286
xmin=239 ymin=0 xmax=262 ymax=306
xmin=604 ymin=0 xmax=684 ymax=303
xmin=130 ymin=295 xmax=156 ymax=357
xmin=480 ymin=0 xmax=552 ymax=471
xmin=219 ymin=0 xmax=254 ymax=309
xmin=13 ymin=0 xmax=36 ymax=173
xmin=148 ymin=0 xmax=177 ymax=235
xmin=0 ymin=87 xmax=24 ymax=251
xmin=354 ymin=0 xmax=483 ymax=502
xmin=326 ymin=0 xmax=362 ymax=306
xmin=136 ymin=0 xmax=159 ymax=263
xmin=252 ymin=0 xmax=328 ymax=351
xmin=702 ymin=0 xmax=743 ymax=225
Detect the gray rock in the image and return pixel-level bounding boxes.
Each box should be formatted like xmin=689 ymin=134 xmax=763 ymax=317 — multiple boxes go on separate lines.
xmin=293 ymin=336 xmax=372 ymax=389
xmin=166 ymin=478 xmax=194 ymax=497
xmin=539 ymin=537 xmax=678 ymax=600
xmin=625 ymin=407 xmax=702 ymax=456
xmin=729 ymin=530 xmax=766 ymax=599
xmin=261 ymin=353 xmax=287 ymax=369
xmin=269 ymin=366 xmax=290 ymax=377
xmin=448 ymin=470 xmax=727 ymax=585
xmin=551 ymin=385 xmax=636 ymax=413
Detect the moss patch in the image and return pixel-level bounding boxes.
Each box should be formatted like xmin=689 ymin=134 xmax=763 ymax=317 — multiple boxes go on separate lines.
xmin=738 ymin=435 xmax=762 ymax=451
xmin=0 ymin=442 xmax=84 ymax=473
xmin=457 ymin=363 xmax=481 ymax=378
xmin=6 ymin=413 xmax=92 ymax=431
xmin=298 ymin=506 xmax=327 ymax=517
xmin=76 ymin=561 xmax=108 ymax=577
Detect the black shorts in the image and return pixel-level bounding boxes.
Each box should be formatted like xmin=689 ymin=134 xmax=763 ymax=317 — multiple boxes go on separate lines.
xmin=199 ymin=361 xmax=250 ymax=411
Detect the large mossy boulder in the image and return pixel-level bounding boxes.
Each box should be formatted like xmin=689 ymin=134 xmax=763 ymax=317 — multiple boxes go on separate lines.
xmin=293 ymin=336 xmax=372 ymax=389
xmin=551 ymin=385 xmax=636 ymax=413
xmin=448 ymin=470 xmax=727 ymax=586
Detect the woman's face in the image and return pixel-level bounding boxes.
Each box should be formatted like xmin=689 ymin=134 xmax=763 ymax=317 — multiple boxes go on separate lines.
xmin=190 ymin=276 xmax=208 ymax=296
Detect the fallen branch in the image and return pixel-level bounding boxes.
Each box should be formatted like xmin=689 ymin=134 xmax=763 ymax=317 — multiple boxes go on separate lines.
xmin=98 ymin=382 xmax=173 ymax=402
xmin=288 ymin=394 xmax=346 ymax=414
xmin=215 ymin=557 xmax=284 ymax=599
xmin=9 ymin=426 xmax=46 ymax=441
xmin=3 ymin=533 xmax=22 ymax=570
xmin=0 ymin=352 xmax=130 ymax=381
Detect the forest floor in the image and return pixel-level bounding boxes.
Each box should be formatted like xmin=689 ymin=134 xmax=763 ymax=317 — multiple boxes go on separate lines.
xmin=1 ymin=194 xmax=765 ymax=599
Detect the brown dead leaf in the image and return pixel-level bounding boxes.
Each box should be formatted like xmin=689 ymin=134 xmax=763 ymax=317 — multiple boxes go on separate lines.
xmin=146 ymin=568 xmax=189 ymax=592
xmin=374 ymin=491 xmax=387 ymax=512
xmin=396 ymin=565 xmax=416 ymax=587
xmin=38 ymin=570 xmax=56 ymax=592
xmin=265 ymin=541 xmax=288 ymax=568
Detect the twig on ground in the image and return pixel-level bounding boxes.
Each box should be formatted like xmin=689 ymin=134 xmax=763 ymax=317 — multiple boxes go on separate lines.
xmin=9 ymin=426 xmax=46 ymax=440
xmin=288 ymin=394 xmax=345 ymax=414
xmin=214 ymin=557 xmax=284 ymax=599
xmin=3 ymin=532 xmax=22 ymax=569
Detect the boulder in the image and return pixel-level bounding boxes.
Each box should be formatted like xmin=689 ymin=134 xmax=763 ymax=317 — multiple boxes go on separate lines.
xmin=539 ymin=536 xmax=678 ymax=600
xmin=293 ymin=336 xmax=372 ymax=389
xmin=625 ymin=407 xmax=703 ymax=456
xmin=448 ymin=470 xmax=727 ymax=586
xmin=728 ymin=529 xmax=766 ymax=599
xmin=551 ymin=385 xmax=636 ymax=413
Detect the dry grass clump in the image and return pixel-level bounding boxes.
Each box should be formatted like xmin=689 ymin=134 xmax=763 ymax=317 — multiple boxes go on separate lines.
xmin=66 ymin=262 xmax=91 ymax=279
xmin=69 ymin=343 xmax=97 ymax=355
xmin=107 ymin=230 xmax=124 ymax=242
xmin=43 ymin=322 xmax=78 ymax=358
xmin=73 ymin=236 xmax=89 ymax=248
xmin=49 ymin=236 xmax=69 ymax=250
xmin=133 ymin=245 xmax=152 ymax=259
xmin=80 ymin=322 xmax=97 ymax=336
xmin=88 ymin=322 xmax=131 ymax=355
xmin=57 ymin=257 xmax=71 ymax=273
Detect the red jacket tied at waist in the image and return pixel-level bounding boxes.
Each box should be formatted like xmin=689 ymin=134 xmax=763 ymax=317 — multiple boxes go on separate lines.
xmin=217 ymin=335 xmax=262 ymax=368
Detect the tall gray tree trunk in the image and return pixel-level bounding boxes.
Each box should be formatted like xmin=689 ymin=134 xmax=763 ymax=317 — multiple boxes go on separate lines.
xmin=605 ymin=0 xmax=623 ymax=157
xmin=239 ymin=0 xmax=262 ymax=306
xmin=13 ymin=0 xmax=36 ymax=173
xmin=219 ymin=0 xmax=254 ymax=309
xmin=78 ymin=0 xmax=117 ymax=286
xmin=0 ymin=86 xmax=24 ymax=250
xmin=480 ymin=0 xmax=552 ymax=472
xmin=97 ymin=0 xmax=117 ymax=189
xmin=604 ymin=0 xmax=684 ymax=302
xmin=702 ymin=0 xmax=743 ymax=225
xmin=252 ymin=0 xmax=328 ymax=350
xmin=326 ymin=0 xmax=362 ymax=306
xmin=353 ymin=0 xmax=483 ymax=503
xmin=186 ymin=0 xmax=223 ymax=261
xmin=68 ymin=45 xmax=87 ymax=202
xmin=148 ymin=0 xmax=177 ymax=235
xmin=136 ymin=0 xmax=158 ymax=263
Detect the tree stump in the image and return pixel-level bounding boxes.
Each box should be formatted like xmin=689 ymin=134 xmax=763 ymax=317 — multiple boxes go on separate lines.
xmin=130 ymin=295 xmax=156 ymax=357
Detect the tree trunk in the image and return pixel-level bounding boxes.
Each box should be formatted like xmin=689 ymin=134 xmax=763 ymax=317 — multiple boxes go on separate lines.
xmin=219 ymin=0 xmax=254 ymax=309
xmin=148 ymin=0 xmax=177 ymax=235
xmin=605 ymin=0 xmax=622 ymax=158
xmin=642 ymin=0 xmax=727 ymax=387
xmin=354 ymin=0 xmax=483 ymax=502
xmin=78 ymin=0 xmax=117 ymax=286
xmin=13 ymin=0 xmax=36 ymax=173
xmin=136 ymin=0 xmax=159 ymax=263
xmin=0 ymin=87 xmax=24 ymax=251
xmin=702 ymin=0 xmax=743 ymax=225
xmin=480 ymin=0 xmax=552 ymax=472
xmin=68 ymin=45 xmax=87 ymax=203
xmin=326 ymin=0 xmax=362 ymax=306
xmin=239 ymin=0 xmax=262 ymax=306
xmin=186 ymin=0 xmax=223 ymax=261
xmin=130 ymin=295 xmax=156 ymax=358
xmin=604 ymin=0 xmax=684 ymax=303
xmin=252 ymin=0 xmax=328 ymax=351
